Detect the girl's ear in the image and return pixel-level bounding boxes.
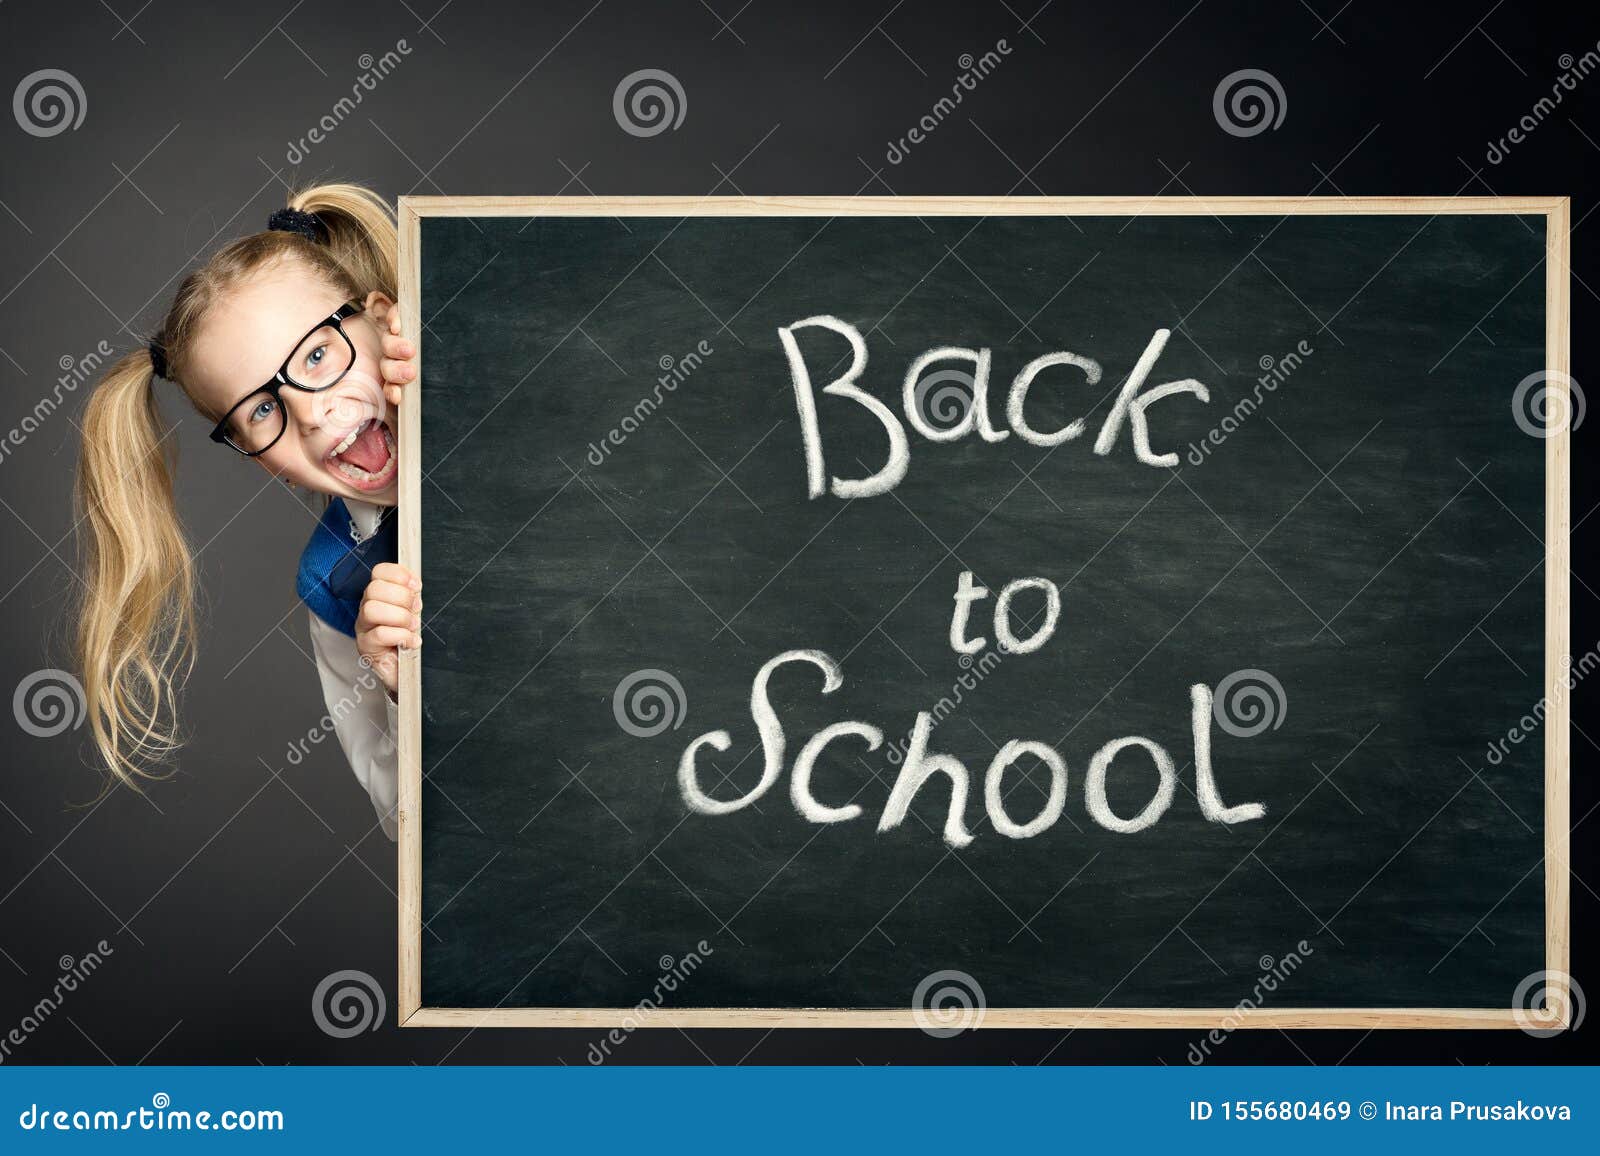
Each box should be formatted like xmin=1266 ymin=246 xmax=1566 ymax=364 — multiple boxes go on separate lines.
xmin=363 ymin=289 xmax=395 ymax=322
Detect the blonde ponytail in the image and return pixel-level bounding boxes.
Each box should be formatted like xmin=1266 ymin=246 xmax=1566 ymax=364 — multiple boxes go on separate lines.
xmin=75 ymin=351 xmax=196 ymax=787
xmin=290 ymin=183 xmax=397 ymax=300
xmin=72 ymin=181 xmax=395 ymax=789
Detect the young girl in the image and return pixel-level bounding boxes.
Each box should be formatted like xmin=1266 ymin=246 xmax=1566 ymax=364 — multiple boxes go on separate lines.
xmin=76 ymin=183 xmax=420 ymax=838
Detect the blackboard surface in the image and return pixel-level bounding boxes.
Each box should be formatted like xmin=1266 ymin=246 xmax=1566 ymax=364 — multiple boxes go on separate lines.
xmin=413 ymin=205 xmax=1554 ymax=1018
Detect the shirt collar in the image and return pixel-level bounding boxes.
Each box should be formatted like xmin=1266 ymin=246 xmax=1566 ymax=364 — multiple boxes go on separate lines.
xmin=344 ymin=497 xmax=387 ymax=543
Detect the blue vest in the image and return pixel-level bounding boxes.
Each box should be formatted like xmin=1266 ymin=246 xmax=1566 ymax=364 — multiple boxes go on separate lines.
xmin=296 ymin=498 xmax=399 ymax=637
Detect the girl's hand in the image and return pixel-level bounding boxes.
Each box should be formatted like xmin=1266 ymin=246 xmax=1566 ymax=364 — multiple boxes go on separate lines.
xmin=379 ymin=305 xmax=415 ymax=408
xmin=356 ymin=562 xmax=422 ymax=696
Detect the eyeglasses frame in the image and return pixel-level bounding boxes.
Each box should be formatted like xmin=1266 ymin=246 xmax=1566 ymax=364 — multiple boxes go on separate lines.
xmin=208 ymin=300 xmax=364 ymax=457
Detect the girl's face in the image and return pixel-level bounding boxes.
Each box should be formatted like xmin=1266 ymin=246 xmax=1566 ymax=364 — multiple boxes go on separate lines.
xmin=184 ymin=258 xmax=400 ymax=505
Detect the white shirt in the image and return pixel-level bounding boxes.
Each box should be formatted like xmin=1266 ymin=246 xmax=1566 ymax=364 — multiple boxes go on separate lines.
xmin=306 ymin=497 xmax=399 ymax=840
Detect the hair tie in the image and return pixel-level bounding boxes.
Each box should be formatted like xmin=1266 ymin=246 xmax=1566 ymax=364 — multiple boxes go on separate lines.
xmin=147 ymin=338 xmax=169 ymax=380
xmin=267 ymin=207 xmax=327 ymax=244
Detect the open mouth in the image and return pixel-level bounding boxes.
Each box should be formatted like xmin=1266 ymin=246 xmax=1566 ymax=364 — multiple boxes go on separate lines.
xmin=325 ymin=418 xmax=397 ymax=491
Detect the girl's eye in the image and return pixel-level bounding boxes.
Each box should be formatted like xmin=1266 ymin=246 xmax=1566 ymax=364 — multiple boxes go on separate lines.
xmin=248 ymin=397 xmax=278 ymax=424
xmin=303 ymin=343 xmax=327 ymax=371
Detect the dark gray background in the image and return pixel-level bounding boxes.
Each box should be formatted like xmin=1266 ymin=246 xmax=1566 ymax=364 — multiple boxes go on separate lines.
xmin=0 ymin=0 xmax=1594 ymax=1064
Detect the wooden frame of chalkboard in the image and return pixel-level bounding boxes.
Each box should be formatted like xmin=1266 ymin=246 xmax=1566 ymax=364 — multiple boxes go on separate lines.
xmin=395 ymin=196 xmax=1570 ymax=1030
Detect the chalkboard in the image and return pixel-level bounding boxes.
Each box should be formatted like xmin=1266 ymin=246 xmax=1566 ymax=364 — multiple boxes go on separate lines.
xmin=395 ymin=198 xmax=1570 ymax=1029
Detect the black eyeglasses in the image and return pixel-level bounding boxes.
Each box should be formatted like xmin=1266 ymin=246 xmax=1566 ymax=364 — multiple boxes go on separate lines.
xmin=209 ymin=301 xmax=363 ymax=457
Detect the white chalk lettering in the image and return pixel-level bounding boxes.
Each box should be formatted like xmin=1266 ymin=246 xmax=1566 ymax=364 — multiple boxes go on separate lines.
xmin=678 ymin=649 xmax=841 ymax=815
xmin=792 ymin=721 xmax=879 ymax=823
xmin=878 ymin=711 xmax=974 ymax=848
xmin=1008 ymin=351 xmax=1099 ymax=446
xmin=1093 ymin=328 xmax=1210 ymax=467
xmin=949 ymin=571 xmax=1061 ymax=656
xmin=1190 ymin=682 xmax=1267 ymax=823
xmin=1084 ymin=735 xmax=1177 ymax=834
xmin=993 ymin=577 xmax=1061 ymax=655
xmin=679 ymin=649 xmax=1268 ymax=846
xmin=984 ymin=740 xmax=1067 ymax=838
xmin=779 ymin=315 xmax=909 ymax=499
xmin=950 ymin=569 xmax=989 ymax=654
xmin=779 ymin=321 xmax=1212 ymax=498
xmin=902 ymin=347 xmax=1002 ymax=442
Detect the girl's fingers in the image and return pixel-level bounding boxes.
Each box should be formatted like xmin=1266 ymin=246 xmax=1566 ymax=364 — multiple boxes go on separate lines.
xmin=363 ymin=579 xmax=417 ymax=609
xmin=358 ymin=598 xmax=419 ymax=629
xmin=372 ymin=563 xmax=419 ymax=589
xmin=360 ymin=624 xmax=422 ymax=650
xmin=379 ymin=327 xmax=416 ymax=406
xmin=380 ymin=357 xmax=416 ymax=383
